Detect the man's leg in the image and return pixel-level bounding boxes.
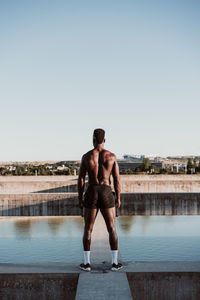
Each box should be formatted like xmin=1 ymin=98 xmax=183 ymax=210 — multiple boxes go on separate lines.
xmin=80 ymin=208 xmax=97 ymax=271
xmin=101 ymin=207 xmax=122 ymax=270
xmin=83 ymin=208 xmax=97 ymax=250
xmin=100 ymin=207 xmax=118 ymax=250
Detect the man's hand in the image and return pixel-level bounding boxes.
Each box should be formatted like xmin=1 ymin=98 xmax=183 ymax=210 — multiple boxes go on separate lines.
xmin=79 ymin=199 xmax=84 ymax=209
xmin=78 ymin=155 xmax=86 ymax=211
xmin=116 ymin=198 xmax=121 ymax=209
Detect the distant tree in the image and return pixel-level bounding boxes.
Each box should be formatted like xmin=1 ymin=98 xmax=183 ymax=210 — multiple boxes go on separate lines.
xmin=120 ymin=168 xmax=135 ymax=175
xmin=14 ymin=165 xmax=25 ymax=176
xmin=141 ymin=158 xmax=151 ymax=172
xmin=193 ymin=159 xmax=198 ymax=169
xmin=195 ymin=161 xmax=200 ymax=173
xmin=160 ymin=168 xmax=167 ymax=174
xmin=150 ymin=165 xmax=160 ymax=174
xmin=0 ymin=167 xmax=8 ymax=175
xmin=187 ymin=158 xmax=193 ymax=174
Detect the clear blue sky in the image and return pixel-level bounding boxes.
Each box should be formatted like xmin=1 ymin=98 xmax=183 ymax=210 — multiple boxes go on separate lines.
xmin=1 ymin=0 xmax=200 ymax=161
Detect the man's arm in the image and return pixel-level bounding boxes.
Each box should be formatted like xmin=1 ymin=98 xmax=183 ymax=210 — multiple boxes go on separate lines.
xmin=78 ymin=155 xmax=86 ymax=208
xmin=112 ymin=155 xmax=121 ymax=208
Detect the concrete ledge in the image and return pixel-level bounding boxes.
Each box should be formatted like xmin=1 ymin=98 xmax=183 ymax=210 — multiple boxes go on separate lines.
xmin=1 ymin=261 xmax=200 ymax=274
xmin=125 ymin=261 xmax=200 ymax=272
xmin=1 ymin=175 xmax=200 ymax=193
xmin=0 ymin=262 xmax=81 ymax=274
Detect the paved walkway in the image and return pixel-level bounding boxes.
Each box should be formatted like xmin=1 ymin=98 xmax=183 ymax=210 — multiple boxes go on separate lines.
xmin=76 ymin=272 xmax=132 ymax=300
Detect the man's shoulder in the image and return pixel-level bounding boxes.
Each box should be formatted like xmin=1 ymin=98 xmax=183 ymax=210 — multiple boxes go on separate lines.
xmin=82 ymin=149 xmax=116 ymax=160
xmin=82 ymin=150 xmax=93 ymax=160
xmin=104 ymin=149 xmax=116 ymax=160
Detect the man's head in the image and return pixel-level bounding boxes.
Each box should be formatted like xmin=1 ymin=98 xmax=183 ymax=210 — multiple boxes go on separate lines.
xmin=93 ymin=128 xmax=105 ymax=147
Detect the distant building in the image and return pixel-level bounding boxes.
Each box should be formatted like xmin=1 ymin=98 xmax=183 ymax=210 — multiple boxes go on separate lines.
xmin=118 ymin=154 xmax=163 ymax=171
xmin=123 ymin=154 xmax=145 ymax=161
xmin=118 ymin=161 xmax=143 ymax=170
xmin=57 ymin=165 xmax=69 ymax=171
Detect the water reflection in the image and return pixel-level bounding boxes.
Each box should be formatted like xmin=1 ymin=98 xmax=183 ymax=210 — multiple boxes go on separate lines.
xmin=70 ymin=217 xmax=84 ymax=231
xmin=117 ymin=216 xmax=136 ymax=233
xmin=117 ymin=216 xmax=200 ymax=237
xmin=14 ymin=218 xmax=36 ymax=238
xmin=0 ymin=216 xmax=84 ymax=262
xmin=47 ymin=217 xmax=64 ymax=235
xmin=140 ymin=216 xmax=150 ymax=235
xmin=11 ymin=217 xmax=84 ymax=238
xmin=117 ymin=216 xmax=200 ymax=261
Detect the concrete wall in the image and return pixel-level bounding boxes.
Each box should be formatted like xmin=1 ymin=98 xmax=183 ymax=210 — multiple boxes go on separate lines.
xmin=120 ymin=175 xmax=200 ymax=193
xmin=127 ymin=272 xmax=200 ymax=300
xmin=0 ymin=273 xmax=79 ymax=300
xmin=0 ymin=193 xmax=80 ymax=216
xmin=0 ymin=193 xmax=200 ymax=216
xmin=0 ymin=176 xmax=78 ymax=194
xmin=1 ymin=175 xmax=200 ymax=193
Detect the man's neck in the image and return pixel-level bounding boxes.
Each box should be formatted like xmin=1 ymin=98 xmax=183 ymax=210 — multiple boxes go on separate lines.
xmin=94 ymin=144 xmax=104 ymax=151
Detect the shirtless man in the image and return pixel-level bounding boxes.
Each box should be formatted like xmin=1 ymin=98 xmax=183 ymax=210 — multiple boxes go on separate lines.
xmin=78 ymin=128 xmax=122 ymax=271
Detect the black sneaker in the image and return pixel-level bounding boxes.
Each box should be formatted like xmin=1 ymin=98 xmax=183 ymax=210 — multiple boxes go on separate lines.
xmin=79 ymin=263 xmax=91 ymax=271
xmin=111 ymin=263 xmax=123 ymax=271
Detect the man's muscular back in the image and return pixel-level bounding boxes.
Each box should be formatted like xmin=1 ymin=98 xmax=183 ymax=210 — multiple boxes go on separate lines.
xmin=83 ymin=149 xmax=115 ymax=185
xmin=78 ymin=128 xmax=120 ymax=208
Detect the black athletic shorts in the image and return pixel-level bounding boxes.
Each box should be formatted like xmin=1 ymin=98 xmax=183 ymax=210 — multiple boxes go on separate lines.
xmin=84 ymin=184 xmax=115 ymax=209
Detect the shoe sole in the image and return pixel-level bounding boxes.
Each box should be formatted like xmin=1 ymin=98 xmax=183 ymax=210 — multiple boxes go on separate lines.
xmin=111 ymin=266 xmax=123 ymax=271
xmin=80 ymin=266 xmax=91 ymax=272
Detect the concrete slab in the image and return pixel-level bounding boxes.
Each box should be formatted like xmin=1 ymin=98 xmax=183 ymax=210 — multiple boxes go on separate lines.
xmin=75 ymin=272 xmax=132 ymax=300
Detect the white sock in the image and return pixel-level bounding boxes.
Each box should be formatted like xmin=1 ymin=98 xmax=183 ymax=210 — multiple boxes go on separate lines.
xmin=83 ymin=251 xmax=91 ymax=265
xmin=111 ymin=250 xmax=118 ymax=265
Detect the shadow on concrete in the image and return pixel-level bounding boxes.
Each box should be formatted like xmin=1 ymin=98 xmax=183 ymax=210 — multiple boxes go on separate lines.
xmin=31 ymin=181 xmax=89 ymax=193
xmin=31 ymin=178 xmax=88 ymax=194
xmin=32 ymin=184 xmax=79 ymax=193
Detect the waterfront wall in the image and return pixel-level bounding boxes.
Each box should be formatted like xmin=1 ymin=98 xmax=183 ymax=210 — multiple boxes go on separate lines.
xmin=127 ymin=272 xmax=200 ymax=300
xmin=0 ymin=271 xmax=199 ymax=300
xmin=0 ymin=273 xmax=78 ymax=300
xmin=0 ymin=193 xmax=200 ymax=216
xmin=1 ymin=175 xmax=200 ymax=193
